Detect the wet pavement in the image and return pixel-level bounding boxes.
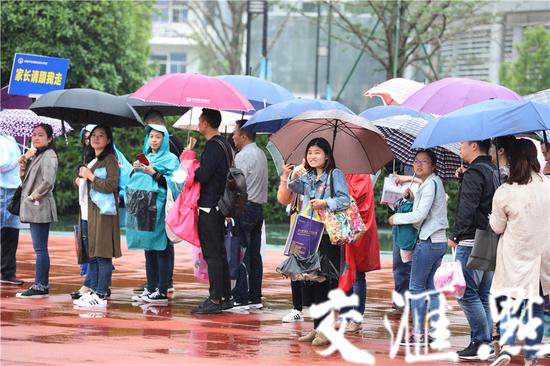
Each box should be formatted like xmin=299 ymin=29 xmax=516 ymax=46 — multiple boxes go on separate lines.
xmin=1 ymin=233 xmax=548 ymax=365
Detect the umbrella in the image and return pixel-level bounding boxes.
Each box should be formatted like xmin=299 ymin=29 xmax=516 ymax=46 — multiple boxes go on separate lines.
xmin=412 ymin=99 xmax=550 ymax=149
xmin=131 ymin=73 xmax=254 ymax=112
xmin=402 ymin=77 xmax=522 ymax=115
xmin=0 ymin=109 xmax=73 ymax=138
xmin=364 ymin=78 xmax=424 ymax=106
xmin=523 ymin=89 xmax=550 ymax=105
xmin=269 ymin=109 xmax=394 ymax=174
xmin=217 ymin=75 xmax=294 ymax=111
xmin=242 ymin=98 xmax=354 ymax=134
xmin=1 ymin=86 xmax=33 ymax=110
xmin=126 ymin=95 xmax=189 ymax=117
xmin=359 ymin=105 xmax=432 ymax=121
xmin=30 ymin=88 xmax=143 ymax=128
xmin=173 ymin=107 xmax=240 ymax=133
xmin=371 ymin=114 xmax=462 ymax=179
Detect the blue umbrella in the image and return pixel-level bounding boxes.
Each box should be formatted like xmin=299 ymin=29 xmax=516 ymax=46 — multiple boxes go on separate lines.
xmin=359 ymin=105 xmax=434 ymax=122
xmin=241 ymin=98 xmax=354 ymax=134
xmin=217 ymin=75 xmax=294 ymax=111
xmin=412 ymin=99 xmax=550 ymax=149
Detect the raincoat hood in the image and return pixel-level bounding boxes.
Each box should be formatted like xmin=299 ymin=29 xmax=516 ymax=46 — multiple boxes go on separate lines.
xmin=143 ymin=124 xmax=179 ymax=175
xmin=80 ymin=124 xmax=97 ymax=142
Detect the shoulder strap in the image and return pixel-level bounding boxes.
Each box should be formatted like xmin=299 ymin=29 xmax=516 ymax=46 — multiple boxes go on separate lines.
xmin=320 ymin=169 xmax=333 ymax=199
xmin=213 ymin=137 xmax=234 ymax=168
xmin=476 ymin=162 xmax=500 ymax=190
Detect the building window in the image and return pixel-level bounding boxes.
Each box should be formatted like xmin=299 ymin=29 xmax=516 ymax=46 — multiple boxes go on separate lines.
xmin=150 ymin=54 xmax=168 ymax=76
xmin=153 ymin=0 xmax=169 ymax=23
xmin=172 ymin=1 xmax=188 ymax=23
xmin=169 ymin=52 xmax=187 ymax=73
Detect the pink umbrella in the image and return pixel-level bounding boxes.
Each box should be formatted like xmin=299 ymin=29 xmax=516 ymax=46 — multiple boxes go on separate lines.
xmin=364 ymin=78 xmax=424 ymax=106
xmin=402 ymin=77 xmax=521 ymax=115
xmin=131 ymin=73 xmax=254 ymax=112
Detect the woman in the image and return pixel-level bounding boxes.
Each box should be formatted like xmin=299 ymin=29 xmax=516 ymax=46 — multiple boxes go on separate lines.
xmin=388 ymin=149 xmax=449 ymax=344
xmin=73 ymin=125 xmax=121 ymax=308
xmin=127 ymin=124 xmax=179 ymax=304
xmin=489 ymin=139 xmax=550 ymax=366
xmin=16 ymin=124 xmax=58 ymax=298
xmin=490 ymin=136 xmax=516 ymax=181
xmin=288 ymin=137 xmax=350 ymax=346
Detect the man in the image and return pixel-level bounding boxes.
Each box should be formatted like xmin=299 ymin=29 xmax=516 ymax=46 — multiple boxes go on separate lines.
xmin=449 ymin=139 xmax=498 ymax=360
xmin=191 ymin=108 xmax=232 ymax=314
xmin=0 ymin=134 xmax=25 ymax=286
xmin=231 ymin=120 xmax=268 ymax=309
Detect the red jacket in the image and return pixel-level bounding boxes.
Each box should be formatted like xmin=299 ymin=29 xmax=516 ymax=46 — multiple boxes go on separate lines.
xmin=339 ymin=174 xmax=381 ymax=292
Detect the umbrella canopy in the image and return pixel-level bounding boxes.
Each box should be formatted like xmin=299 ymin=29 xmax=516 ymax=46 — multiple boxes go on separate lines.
xmin=126 ymin=96 xmax=189 ymax=117
xmin=0 ymin=109 xmax=73 ymax=137
xmin=269 ymin=109 xmax=394 ymax=174
xmin=359 ymin=105 xmax=432 ymax=121
xmin=402 ymin=77 xmax=521 ymax=115
xmin=364 ymin=78 xmax=424 ymax=106
xmin=131 ymin=73 xmax=254 ymax=112
xmin=242 ymin=98 xmax=354 ymax=134
xmin=523 ymin=89 xmax=550 ymax=105
xmin=1 ymin=86 xmax=33 ymax=110
xmin=371 ymin=114 xmax=461 ymax=179
xmin=218 ymin=75 xmax=294 ymax=111
xmin=173 ymin=107 xmax=240 ymax=133
xmin=412 ymin=99 xmax=550 ymax=149
xmin=30 ymin=88 xmax=143 ymax=128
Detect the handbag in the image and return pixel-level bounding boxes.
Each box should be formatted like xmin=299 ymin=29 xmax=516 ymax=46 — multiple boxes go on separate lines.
xmin=317 ymin=170 xmax=367 ymax=246
xmin=434 ymin=247 xmax=467 ymax=298
xmin=7 ymin=185 xmax=22 ymax=216
xmin=467 ymin=223 xmax=499 ymax=271
xmin=283 ymin=203 xmax=324 ymax=257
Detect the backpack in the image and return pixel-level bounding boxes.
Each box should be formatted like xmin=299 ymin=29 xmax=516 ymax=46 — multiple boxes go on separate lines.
xmin=213 ymin=138 xmax=248 ymax=218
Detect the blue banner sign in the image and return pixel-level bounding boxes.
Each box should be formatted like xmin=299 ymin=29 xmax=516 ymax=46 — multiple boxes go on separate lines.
xmin=8 ymin=53 xmax=70 ymax=97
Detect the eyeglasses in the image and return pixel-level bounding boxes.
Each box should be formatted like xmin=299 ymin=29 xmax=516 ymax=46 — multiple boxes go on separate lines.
xmin=413 ymin=160 xmax=432 ymax=166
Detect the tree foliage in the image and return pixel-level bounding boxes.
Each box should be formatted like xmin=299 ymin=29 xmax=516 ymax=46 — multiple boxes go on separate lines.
xmin=499 ymin=26 xmax=550 ymax=96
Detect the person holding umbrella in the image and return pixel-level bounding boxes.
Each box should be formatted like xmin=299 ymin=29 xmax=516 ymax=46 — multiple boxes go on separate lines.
xmin=16 ymin=123 xmax=58 ymax=298
xmin=289 ymin=137 xmax=350 ymax=347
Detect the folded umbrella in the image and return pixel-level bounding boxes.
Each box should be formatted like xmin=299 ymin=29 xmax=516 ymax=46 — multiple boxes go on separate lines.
xmin=30 ymin=88 xmax=143 ymax=128
xmin=412 ymin=99 xmax=550 ymax=149
xmin=217 ymin=75 xmax=294 ymax=111
xmin=364 ymin=78 xmax=424 ymax=106
xmin=242 ymin=98 xmax=354 ymax=134
xmin=270 ymin=109 xmax=394 ymax=174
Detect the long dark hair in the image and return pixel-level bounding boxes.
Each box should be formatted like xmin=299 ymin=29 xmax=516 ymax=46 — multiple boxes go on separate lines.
xmin=85 ymin=124 xmax=115 ymax=163
xmin=507 ymin=138 xmax=540 ymax=185
xmin=32 ymin=123 xmax=55 ymax=153
xmin=304 ymin=137 xmax=336 ymax=172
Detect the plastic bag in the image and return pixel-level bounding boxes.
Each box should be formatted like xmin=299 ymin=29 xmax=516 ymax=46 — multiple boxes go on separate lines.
xmin=192 ymin=246 xmax=209 ymax=283
xmin=434 ymin=248 xmax=466 ymax=298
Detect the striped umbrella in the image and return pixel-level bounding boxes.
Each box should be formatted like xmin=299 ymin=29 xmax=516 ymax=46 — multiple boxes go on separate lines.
xmin=364 ymin=78 xmax=424 ymax=106
xmin=0 ymin=109 xmax=72 ymax=138
xmin=372 ymin=114 xmax=462 ymax=179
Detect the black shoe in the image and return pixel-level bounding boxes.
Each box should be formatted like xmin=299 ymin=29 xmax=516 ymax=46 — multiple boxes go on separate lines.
xmin=106 ymin=288 xmax=111 ymax=298
xmin=191 ymin=298 xmax=222 ymax=314
xmin=222 ymin=297 xmax=234 ymax=311
xmin=1 ymin=276 xmax=24 ymax=286
xmin=248 ymin=300 xmax=263 ymax=309
xmin=16 ymin=287 xmax=49 ymax=298
xmin=457 ymin=341 xmax=494 ymax=360
xmin=144 ymin=289 xmax=168 ymax=304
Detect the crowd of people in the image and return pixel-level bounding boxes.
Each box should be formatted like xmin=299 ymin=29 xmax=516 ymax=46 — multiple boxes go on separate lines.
xmin=1 ymin=109 xmax=550 ymax=365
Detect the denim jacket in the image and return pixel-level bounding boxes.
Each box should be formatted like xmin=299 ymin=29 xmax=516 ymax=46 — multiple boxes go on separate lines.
xmin=288 ymin=168 xmax=350 ymax=216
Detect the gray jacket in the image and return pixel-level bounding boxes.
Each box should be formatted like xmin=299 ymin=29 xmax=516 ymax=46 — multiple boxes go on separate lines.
xmin=19 ymin=148 xmax=58 ymax=223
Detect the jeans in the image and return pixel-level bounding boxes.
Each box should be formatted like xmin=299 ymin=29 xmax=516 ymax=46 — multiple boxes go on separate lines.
xmin=30 ymin=223 xmax=50 ymax=290
xmin=145 ymin=243 xmax=171 ymax=294
xmin=87 ymin=257 xmax=113 ymax=296
xmin=198 ymin=208 xmax=231 ymax=301
xmin=392 ymin=227 xmax=411 ymax=307
xmin=1 ymin=227 xmax=19 ymax=279
xmin=342 ymin=271 xmax=367 ymax=323
xmin=499 ymin=298 xmax=544 ymax=360
xmin=80 ymin=220 xmax=91 ymax=288
xmin=233 ymin=202 xmax=264 ymax=304
xmin=409 ymin=239 xmax=447 ymax=336
xmin=456 ymin=245 xmax=494 ymax=343
xmin=168 ymin=242 xmax=174 ymax=287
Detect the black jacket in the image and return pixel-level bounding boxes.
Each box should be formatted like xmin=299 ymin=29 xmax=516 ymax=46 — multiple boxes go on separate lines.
xmin=194 ymin=135 xmax=231 ymax=208
xmin=452 ymin=155 xmax=499 ymax=242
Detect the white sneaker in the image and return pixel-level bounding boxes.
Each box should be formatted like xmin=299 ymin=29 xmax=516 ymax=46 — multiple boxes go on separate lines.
xmin=75 ymin=293 xmax=106 ymax=309
xmin=282 ymin=309 xmax=304 ymax=323
xmin=74 ymin=291 xmax=93 ymax=305
xmin=131 ymin=289 xmax=151 ymax=302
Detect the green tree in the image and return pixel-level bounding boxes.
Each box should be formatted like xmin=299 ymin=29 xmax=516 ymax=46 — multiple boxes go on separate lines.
xmin=1 ymin=0 xmax=154 ymax=215
xmin=499 ymin=26 xmax=550 ymax=95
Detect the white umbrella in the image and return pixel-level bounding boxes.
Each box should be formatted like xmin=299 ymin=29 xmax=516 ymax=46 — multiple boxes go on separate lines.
xmin=173 ymin=107 xmax=245 ymax=133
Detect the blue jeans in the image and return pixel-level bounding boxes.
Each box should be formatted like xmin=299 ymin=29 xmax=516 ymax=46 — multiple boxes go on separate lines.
xmin=499 ymin=298 xmax=544 ymax=360
xmin=30 ymin=223 xmax=50 ymax=290
xmin=233 ymin=202 xmax=264 ymax=304
xmin=409 ymin=239 xmax=447 ymax=336
xmin=87 ymin=257 xmax=112 ymax=296
xmin=80 ymin=220 xmax=91 ymax=288
xmin=392 ymin=227 xmax=411 ymax=307
xmin=145 ymin=243 xmax=171 ymax=294
xmin=342 ymin=271 xmax=367 ymax=322
xmin=456 ymin=245 xmax=494 ymax=343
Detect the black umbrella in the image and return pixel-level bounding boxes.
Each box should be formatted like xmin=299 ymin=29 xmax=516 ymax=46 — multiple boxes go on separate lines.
xmin=126 ymin=96 xmax=189 ymax=117
xmin=30 ymin=88 xmax=143 ymax=128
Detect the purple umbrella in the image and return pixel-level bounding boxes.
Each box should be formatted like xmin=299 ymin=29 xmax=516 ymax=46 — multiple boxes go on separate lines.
xmin=0 ymin=109 xmax=73 ymax=138
xmin=402 ymin=77 xmax=521 ymax=115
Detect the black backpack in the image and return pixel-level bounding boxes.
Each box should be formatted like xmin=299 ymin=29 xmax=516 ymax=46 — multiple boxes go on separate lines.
xmin=213 ymin=138 xmax=248 ymax=218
